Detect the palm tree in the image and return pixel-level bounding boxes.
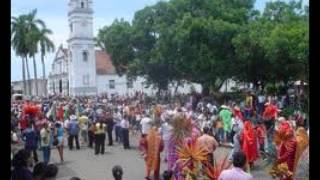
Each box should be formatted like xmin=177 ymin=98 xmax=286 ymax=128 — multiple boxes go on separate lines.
xmin=11 ymin=15 xmax=29 ymax=95
xmin=25 ymin=9 xmax=46 ymax=96
xmin=13 ymin=10 xmax=55 ymax=96
xmin=38 ymin=28 xmax=55 ymax=96
xmin=27 ymin=29 xmax=40 ymax=96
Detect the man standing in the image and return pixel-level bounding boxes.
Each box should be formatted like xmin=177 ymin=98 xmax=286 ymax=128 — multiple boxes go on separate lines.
xmin=105 ymin=112 xmax=115 ymax=146
xmin=22 ymin=122 xmax=39 ymax=163
xmin=113 ymin=108 xmax=122 ymax=143
xmin=68 ymin=115 xmax=80 ymax=150
xmin=121 ymin=115 xmax=130 ymax=149
xmin=197 ymin=127 xmax=219 ymax=165
xmin=40 ymin=123 xmax=51 ymax=165
xmin=257 ymin=93 xmax=266 ymax=116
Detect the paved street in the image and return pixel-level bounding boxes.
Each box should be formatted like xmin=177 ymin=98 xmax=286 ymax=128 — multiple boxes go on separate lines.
xmin=37 ymin=134 xmax=271 ymax=180
xmin=12 ymin=133 xmax=271 ymax=180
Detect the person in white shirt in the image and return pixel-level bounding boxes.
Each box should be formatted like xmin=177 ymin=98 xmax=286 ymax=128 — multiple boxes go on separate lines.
xmin=140 ymin=112 xmax=152 ymax=135
xmin=121 ymin=116 xmax=130 ymax=149
xmin=160 ymin=119 xmax=173 ymax=162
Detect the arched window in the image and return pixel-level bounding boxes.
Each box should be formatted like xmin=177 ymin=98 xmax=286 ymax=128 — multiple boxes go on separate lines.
xmin=82 ymin=51 xmax=88 ymax=62
xmin=81 ymin=1 xmax=84 ymax=8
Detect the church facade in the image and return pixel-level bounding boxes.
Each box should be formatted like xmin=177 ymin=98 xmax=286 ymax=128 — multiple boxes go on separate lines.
xmin=47 ymin=0 xmax=201 ymax=97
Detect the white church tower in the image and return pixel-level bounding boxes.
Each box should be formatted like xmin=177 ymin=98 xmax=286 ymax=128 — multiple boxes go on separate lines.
xmin=67 ymin=0 xmax=97 ymax=96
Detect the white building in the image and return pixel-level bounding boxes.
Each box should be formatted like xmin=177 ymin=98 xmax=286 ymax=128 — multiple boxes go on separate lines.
xmin=12 ymin=79 xmax=47 ymax=96
xmin=48 ymin=0 xmax=201 ymax=97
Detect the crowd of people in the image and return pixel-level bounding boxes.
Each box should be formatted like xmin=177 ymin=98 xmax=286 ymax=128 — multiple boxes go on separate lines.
xmin=11 ymin=91 xmax=309 ymax=179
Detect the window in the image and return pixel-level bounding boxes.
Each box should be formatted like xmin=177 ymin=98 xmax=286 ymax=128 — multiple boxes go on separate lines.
xmin=127 ymin=80 xmax=133 ymax=88
xmin=109 ymin=80 xmax=115 ymax=89
xmin=83 ymin=75 xmax=89 ymax=85
xmin=81 ymin=2 xmax=84 ymax=8
xmin=83 ymin=51 xmax=88 ymax=62
xmin=69 ymin=51 xmax=72 ymax=62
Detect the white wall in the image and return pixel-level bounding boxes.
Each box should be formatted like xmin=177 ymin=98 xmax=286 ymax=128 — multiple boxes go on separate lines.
xmin=96 ymin=74 xmax=156 ymax=97
xmin=97 ymin=74 xmax=202 ymax=97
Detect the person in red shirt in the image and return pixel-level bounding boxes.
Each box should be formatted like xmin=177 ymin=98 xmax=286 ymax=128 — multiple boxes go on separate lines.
xmin=255 ymin=121 xmax=266 ymax=153
xmin=240 ymin=120 xmax=259 ymax=170
xmin=56 ymin=105 xmax=64 ymax=122
xmin=263 ymin=101 xmax=280 ymax=157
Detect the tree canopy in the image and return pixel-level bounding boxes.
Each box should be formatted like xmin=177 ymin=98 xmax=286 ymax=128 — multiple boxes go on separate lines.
xmin=96 ymin=0 xmax=309 ymax=93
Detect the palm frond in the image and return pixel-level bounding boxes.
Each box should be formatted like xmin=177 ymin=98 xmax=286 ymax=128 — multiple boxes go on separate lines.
xmin=177 ymin=140 xmax=208 ymax=177
xmin=204 ymin=154 xmax=232 ymax=180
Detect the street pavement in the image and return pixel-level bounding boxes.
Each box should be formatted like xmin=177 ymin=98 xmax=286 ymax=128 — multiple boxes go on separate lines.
xmin=12 ymin=133 xmax=272 ymax=180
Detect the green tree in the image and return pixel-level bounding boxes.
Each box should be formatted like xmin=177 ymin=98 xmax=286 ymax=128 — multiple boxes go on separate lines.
xmin=232 ymin=19 xmax=274 ymax=89
xmin=38 ymin=28 xmax=55 ymax=96
xmin=11 ymin=15 xmax=29 ymax=95
xmin=96 ymin=19 xmax=134 ymax=76
xmin=262 ymin=0 xmax=308 ymax=84
xmin=25 ymin=9 xmax=46 ymax=96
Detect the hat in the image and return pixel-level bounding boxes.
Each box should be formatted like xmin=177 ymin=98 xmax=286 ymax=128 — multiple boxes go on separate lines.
xmin=70 ymin=115 xmax=77 ymax=120
xmin=221 ymin=105 xmax=228 ymax=109
xmin=278 ymin=117 xmax=286 ymax=122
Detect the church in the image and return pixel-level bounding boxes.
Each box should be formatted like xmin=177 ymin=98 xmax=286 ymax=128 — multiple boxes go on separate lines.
xmin=48 ymin=0 xmax=201 ymax=97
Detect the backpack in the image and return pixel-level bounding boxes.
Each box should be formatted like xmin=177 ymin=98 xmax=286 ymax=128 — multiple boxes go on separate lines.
xmin=69 ymin=121 xmax=80 ymax=135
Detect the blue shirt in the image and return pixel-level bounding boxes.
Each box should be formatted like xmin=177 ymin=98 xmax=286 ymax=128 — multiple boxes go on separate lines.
xmin=22 ymin=128 xmax=38 ymax=150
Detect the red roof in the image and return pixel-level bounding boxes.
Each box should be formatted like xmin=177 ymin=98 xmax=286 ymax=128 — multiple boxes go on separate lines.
xmin=95 ymin=50 xmax=116 ymax=75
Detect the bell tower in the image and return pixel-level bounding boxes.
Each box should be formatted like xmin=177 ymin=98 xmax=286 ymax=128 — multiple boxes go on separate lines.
xmin=67 ymin=0 xmax=97 ymax=96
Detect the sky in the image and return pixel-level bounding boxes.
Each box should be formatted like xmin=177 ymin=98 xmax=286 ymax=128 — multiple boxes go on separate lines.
xmin=11 ymin=0 xmax=308 ymax=82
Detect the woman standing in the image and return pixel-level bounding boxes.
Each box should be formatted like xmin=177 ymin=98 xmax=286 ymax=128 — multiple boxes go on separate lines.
xmin=55 ymin=122 xmax=64 ymax=163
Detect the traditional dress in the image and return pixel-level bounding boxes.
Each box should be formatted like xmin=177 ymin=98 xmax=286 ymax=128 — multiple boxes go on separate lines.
xmin=240 ymin=121 xmax=258 ymax=166
xmin=139 ymin=128 xmax=164 ymax=180
xmin=233 ymin=107 xmax=244 ymax=122
xmin=293 ymin=146 xmax=309 ymax=180
xmin=276 ymin=122 xmax=297 ymax=179
xmin=255 ymin=124 xmax=266 ymax=152
xmin=293 ymin=127 xmax=308 ymax=176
